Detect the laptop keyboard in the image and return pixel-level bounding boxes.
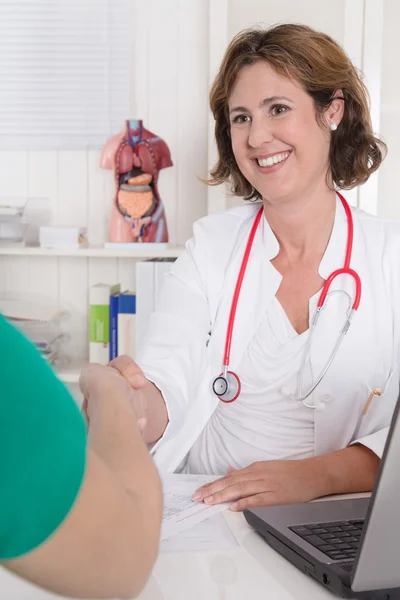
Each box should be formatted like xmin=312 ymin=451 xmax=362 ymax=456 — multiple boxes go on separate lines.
xmin=289 ymin=520 xmax=364 ymax=561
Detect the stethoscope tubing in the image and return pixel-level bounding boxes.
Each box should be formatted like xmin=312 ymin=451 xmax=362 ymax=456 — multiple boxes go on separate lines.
xmin=212 ymin=192 xmax=362 ymax=404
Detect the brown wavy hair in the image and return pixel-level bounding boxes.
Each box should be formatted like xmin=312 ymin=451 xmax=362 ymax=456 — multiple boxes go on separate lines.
xmin=208 ymin=24 xmax=387 ymax=201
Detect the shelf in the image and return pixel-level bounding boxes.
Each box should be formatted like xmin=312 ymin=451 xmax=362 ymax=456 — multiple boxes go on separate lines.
xmin=0 ymin=243 xmax=184 ymax=258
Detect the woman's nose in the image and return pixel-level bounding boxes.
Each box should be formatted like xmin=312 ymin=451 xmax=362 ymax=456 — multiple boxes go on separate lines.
xmin=248 ymin=119 xmax=273 ymax=148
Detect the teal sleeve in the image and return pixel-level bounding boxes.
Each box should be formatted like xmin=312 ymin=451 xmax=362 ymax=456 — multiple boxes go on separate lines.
xmin=0 ymin=315 xmax=87 ymax=560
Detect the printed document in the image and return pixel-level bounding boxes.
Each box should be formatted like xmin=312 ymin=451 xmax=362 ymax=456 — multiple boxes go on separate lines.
xmin=161 ymin=474 xmax=230 ymax=541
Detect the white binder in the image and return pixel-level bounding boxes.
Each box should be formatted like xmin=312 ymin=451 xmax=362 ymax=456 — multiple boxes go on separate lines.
xmin=135 ymin=258 xmax=176 ymax=355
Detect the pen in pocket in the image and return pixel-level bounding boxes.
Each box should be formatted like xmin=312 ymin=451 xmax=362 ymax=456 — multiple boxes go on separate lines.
xmin=363 ymin=388 xmax=382 ymax=415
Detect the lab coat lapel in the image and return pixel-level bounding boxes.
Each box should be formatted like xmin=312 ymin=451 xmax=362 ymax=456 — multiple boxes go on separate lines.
xmin=209 ymin=211 xmax=282 ymax=375
xmin=309 ymin=196 xmax=351 ymax=380
xmin=312 ymin=197 xmax=367 ymax=453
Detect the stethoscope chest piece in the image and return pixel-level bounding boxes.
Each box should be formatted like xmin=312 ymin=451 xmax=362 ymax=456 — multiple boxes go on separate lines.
xmin=212 ymin=371 xmax=241 ymax=403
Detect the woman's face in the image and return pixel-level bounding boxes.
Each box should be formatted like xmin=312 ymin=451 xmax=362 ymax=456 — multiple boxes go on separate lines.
xmin=228 ymin=61 xmax=333 ymax=204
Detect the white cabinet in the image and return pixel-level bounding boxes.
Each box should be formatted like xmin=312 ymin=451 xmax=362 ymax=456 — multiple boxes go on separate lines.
xmin=0 ymin=244 xmax=183 ymax=383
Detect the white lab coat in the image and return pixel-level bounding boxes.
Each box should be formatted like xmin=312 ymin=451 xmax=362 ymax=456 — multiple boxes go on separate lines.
xmin=140 ymin=197 xmax=400 ymax=473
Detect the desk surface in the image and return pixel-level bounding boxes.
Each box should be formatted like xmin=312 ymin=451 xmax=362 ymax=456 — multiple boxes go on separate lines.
xmin=2 ymin=499 xmax=365 ymax=600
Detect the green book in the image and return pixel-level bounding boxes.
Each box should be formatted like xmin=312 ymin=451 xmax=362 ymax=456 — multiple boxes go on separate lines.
xmin=89 ymin=283 xmax=120 ymax=364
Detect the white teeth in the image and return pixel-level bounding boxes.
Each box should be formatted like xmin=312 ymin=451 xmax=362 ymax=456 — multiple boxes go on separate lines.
xmin=257 ymin=152 xmax=289 ymax=167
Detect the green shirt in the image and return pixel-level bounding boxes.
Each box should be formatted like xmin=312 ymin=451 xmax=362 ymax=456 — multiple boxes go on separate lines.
xmin=0 ymin=315 xmax=87 ymax=560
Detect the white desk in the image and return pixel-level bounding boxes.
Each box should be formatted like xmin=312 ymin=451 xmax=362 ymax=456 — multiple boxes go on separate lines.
xmin=0 ymin=506 xmax=352 ymax=600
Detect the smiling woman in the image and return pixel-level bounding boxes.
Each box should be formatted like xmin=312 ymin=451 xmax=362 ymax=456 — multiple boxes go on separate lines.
xmin=208 ymin=25 xmax=385 ymax=202
xmin=227 ymin=61 xmax=336 ymax=219
xmin=108 ymin=24 xmax=399 ymax=513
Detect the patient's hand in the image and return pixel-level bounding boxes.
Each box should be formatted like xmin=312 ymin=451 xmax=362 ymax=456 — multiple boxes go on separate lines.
xmin=80 ymin=362 xmax=147 ymax=431
xmin=109 ymin=355 xmax=169 ymax=445
xmin=109 ymin=355 xmax=148 ymax=428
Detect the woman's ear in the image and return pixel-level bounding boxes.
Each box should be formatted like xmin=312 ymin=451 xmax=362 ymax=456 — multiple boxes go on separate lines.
xmin=326 ymin=89 xmax=345 ymax=130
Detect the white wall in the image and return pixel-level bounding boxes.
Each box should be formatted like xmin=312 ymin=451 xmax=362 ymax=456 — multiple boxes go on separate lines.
xmin=228 ymin=0 xmax=346 ymax=40
xmin=131 ymin=0 xmax=209 ymax=245
xmin=378 ymin=0 xmax=400 ymax=219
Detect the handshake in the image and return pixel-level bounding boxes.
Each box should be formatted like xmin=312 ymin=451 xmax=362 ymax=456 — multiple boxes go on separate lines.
xmin=79 ymin=355 xmax=168 ymax=444
xmin=80 ymin=356 xmax=148 ymax=432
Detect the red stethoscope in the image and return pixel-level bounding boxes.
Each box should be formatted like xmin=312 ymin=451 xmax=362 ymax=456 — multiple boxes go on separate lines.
xmin=212 ymin=192 xmax=362 ymax=406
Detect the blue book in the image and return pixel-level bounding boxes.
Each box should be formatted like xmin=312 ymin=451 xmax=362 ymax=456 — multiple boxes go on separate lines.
xmin=109 ymin=292 xmax=120 ymax=361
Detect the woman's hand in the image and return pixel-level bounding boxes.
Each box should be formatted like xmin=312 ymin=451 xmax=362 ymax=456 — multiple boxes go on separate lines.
xmin=192 ymin=459 xmax=325 ymax=511
xmin=109 ymin=355 xmax=147 ymax=393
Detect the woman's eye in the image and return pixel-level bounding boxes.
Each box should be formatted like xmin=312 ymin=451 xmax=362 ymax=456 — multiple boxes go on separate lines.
xmin=232 ymin=114 xmax=251 ymax=124
xmin=271 ymin=104 xmax=289 ymax=116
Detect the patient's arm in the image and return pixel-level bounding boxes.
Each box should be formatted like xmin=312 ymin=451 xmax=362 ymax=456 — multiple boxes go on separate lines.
xmin=4 ymin=365 xmax=163 ymax=599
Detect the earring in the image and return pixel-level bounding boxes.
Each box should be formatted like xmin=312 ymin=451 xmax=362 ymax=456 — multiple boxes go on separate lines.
xmin=330 ymin=123 xmax=338 ymax=131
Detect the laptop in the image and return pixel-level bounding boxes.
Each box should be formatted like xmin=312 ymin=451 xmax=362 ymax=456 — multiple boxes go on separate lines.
xmin=244 ymin=397 xmax=400 ymax=599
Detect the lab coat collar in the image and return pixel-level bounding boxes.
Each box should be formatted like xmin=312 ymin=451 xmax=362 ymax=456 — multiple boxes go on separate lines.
xmin=261 ymin=211 xmax=280 ymax=260
xmin=210 ymin=206 xmax=282 ymax=373
xmin=251 ymin=192 xmax=354 ymax=299
xmin=209 ymin=193 xmax=361 ymax=375
xmin=260 ymin=193 xmax=349 ymax=278
xmin=318 ymin=194 xmax=349 ymax=279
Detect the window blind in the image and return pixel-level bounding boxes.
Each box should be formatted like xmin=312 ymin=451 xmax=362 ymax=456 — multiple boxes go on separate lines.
xmin=0 ymin=0 xmax=131 ymax=150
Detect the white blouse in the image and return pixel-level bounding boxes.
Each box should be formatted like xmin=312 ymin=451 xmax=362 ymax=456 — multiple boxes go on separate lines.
xmin=183 ymin=293 xmax=316 ymax=475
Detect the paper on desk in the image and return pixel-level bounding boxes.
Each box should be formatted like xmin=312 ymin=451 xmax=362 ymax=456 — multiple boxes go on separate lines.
xmin=161 ymin=474 xmax=230 ymax=541
xmin=160 ymin=513 xmax=238 ymax=553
